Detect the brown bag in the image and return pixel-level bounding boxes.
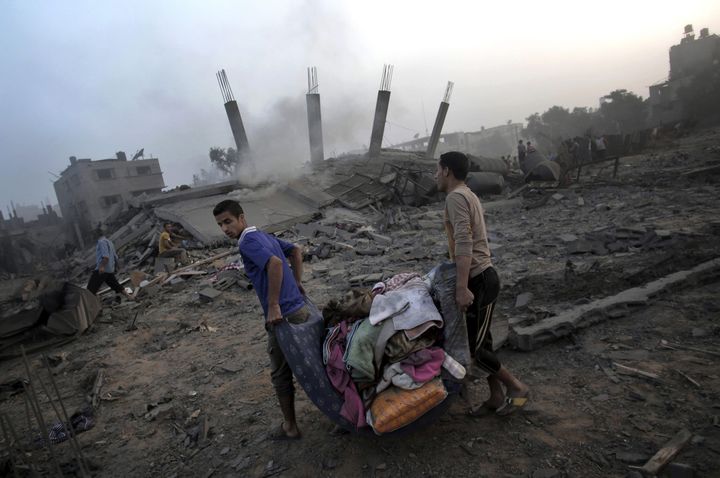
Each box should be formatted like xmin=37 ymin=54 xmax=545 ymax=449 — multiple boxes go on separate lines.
xmin=368 ymin=378 xmax=447 ymax=434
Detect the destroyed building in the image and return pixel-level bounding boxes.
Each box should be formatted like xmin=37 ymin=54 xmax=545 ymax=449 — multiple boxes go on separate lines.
xmin=394 ymin=122 xmax=523 ymax=159
xmin=647 ymin=24 xmax=720 ymax=125
xmin=53 ymin=152 xmax=165 ymax=246
xmin=0 ymin=202 xmax=66 ymax=276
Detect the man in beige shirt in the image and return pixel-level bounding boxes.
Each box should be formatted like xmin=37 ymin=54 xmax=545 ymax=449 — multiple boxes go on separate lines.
xmin=436 ymin=151 xmax=529 ymax=416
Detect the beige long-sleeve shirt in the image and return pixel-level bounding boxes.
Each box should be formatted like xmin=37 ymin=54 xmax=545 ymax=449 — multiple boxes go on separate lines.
xmin=443 ymin=184 xmax=492 ymax=278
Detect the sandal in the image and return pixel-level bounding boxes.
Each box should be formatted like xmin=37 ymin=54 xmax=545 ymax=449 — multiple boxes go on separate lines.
xmin=496 ymin=392 xmax=530 ymax=416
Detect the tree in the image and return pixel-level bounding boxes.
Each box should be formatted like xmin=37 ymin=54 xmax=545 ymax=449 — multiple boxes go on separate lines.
xmin=209 ymin=147 xmax=239 ymax=175
xmin=569 ymin=107 xmax=597 ymax=137
xmin=599 ymin=89 xmax=647 ymax=133
xmin=541 ymin=106 xmax=572 ymax=138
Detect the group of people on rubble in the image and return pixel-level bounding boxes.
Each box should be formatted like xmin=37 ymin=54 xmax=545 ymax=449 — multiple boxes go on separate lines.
xmin=88 ymin=151 xmax=530 ymax=439
xmin=86 ymin=222 xmax=190 ymax=300
xmin=517 ymin=134 xmax=608 ymax=169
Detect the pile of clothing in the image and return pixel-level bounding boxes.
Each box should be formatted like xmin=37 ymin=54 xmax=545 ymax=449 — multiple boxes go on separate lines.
xmin=322 ymin=272 xmax=466 ymax=434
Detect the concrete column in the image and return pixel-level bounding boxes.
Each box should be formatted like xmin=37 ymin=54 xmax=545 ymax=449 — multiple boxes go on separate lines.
xmin=224 ymin=100 xmax=251 ymax=157
xmin=306 ymin=93 xmax=324 ymax=162
xmin=369 ymin=90 xmax=391 ymax=158
xmin=425 ymin=101 xmax=449 ymax=160
xmin=217 ymin=69 xmax=251 ymax=166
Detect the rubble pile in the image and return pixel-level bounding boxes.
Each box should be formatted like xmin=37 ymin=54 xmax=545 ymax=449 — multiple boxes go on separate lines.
xmin=1 ymin=128 xmax=720 ymax=476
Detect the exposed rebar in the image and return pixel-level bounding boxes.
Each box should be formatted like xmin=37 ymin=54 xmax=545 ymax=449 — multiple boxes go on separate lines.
xmin=307 ymin=66 xmax=319 ymax=94
xmin=1 ymin=412 xmax=39 ymax=476
xmin=20 ymin=382 xmax=62 ymax=477
xmin=216 ymin=69 xmax=235 ymax=103
xmin=379 ymin=64 xmax=394 ymax=91
xmin=39 ymin=355 xmax=90 ymax=477
xmin=443 ymin=81 xmax=455 ymax=104
xmin=0 ymin=414 xmax=21 ymax=478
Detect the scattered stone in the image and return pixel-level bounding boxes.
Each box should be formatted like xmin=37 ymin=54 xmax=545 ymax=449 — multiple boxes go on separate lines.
xmin=168 ymin=276 xmax=186 ymax=291
xmin=144 ymin=402 xmax=175 ymax=421
xmin=515 ymin=292 xmax=534 ymax=309
xmin=551 ymin=193 xmax=565 ymax=201
xmin=198 ymin=288 xmax=222 ymax=302
xmin=369 ymin=232 xmax=392 ymax=245
xmin=220 ymin=447 xmax=230 ymax=456
xmin=376 ymin=463 xmax=387 ymax=471
xmin=691 ymin=328 xmax=708 ymax=338
xmin=615 ymin=451 xmax=649 ymax=465
xmin=577 ymin=197 xmax=585 ymax=206
xmin=322 ymin=457 xmax=339 ymax=470
xmin=559 ymin=233 xmax=578 ymax=243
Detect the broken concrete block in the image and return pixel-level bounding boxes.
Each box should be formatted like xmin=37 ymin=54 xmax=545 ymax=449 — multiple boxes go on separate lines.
xmin=551 ymin=193 xmax=564 ymax=201
xmin=558 ymin=234 xmax=578 ymax=243
xmin=168 ymin=277 xmax=186 ymax=292
xmin=515 ymin=292 xmax=533 ymax=309
xmin=615 ymin=451 xmax=649 ymax=465
xmin=295 ymin=223 xmax=318 ymax=238
xmin=511 ymin=258 xmax=720 ymax=351
xmin=567 ymin=239 xmax=594 ymax=254
xmin=154 ymin=257 xmax=176 ymax=275
xmin=369 ymin=232 xmax=392 ymax=246
xmin=312 ymin=264 xmax=329 ymax=276
xmin=577 ymin=197 xmax=585 ymax=206
xmin=416 ymin=220 xmax=441 ymax=230
xmin=139 ymin=283 xmax=160 ymax=298
xmin=198 ymin=288 xmax=222 ymax=302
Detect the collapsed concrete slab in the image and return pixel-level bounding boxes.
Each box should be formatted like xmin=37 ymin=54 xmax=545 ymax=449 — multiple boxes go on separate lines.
xmin=468 ymin=154 xmax=509 ymax=176
xmin=466 ymin=172 xmax=505 ymax=196
xmin=154 ymin=187 xmax=318 ymax=245
xmin=510 ymin=258 xmax=720 ymax=351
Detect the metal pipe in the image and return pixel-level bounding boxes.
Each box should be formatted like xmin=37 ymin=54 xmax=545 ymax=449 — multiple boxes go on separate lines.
xmin=1 ymin=412 xmax=39 ymax=476
xmin=38 ymin=356 xmax=89 ymax=477
xmin=0 ymin=414 xmax=21 ymax=478
xmin=20 ymin=382 xmax=62 ymax=477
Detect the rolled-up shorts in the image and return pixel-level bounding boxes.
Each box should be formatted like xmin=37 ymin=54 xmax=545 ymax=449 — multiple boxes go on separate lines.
xmin=266 ymin=305 xmax=310 ymax=397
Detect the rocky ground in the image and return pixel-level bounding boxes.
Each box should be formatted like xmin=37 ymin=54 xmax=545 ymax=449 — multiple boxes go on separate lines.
xmin=1 ymin=128 xmax=720 ymax=477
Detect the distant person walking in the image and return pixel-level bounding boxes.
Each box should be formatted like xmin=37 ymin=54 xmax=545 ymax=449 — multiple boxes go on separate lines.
xmin=87 ymin=229 xmax=132 ymax=299
xmin=594 ymin=136 xmax=607 ymax=160
xmin=517 ymin=140 xmax=526 ymax=167
xmin=526 ymin=141 xmax=536 ymax=154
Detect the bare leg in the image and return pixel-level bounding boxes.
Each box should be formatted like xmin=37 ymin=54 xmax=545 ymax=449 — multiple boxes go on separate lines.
xmin=493 ymin=366 xmax=528 ymax=398
xmin=485 ymin=375 xmax=505 ymax=408
xmin=278 ymin=394 xmax=300 ymax=438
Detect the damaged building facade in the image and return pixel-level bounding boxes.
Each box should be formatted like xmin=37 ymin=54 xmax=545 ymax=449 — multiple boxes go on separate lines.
xmin=394 ymin=122 xmax=522 ymax=159
xmin=647 ymin=24 xmax=720 ymax=125
xmin=53 ymin=153 xmax=165 ymax=246
xmin=0 ymin=204 xmax=65 ymax=275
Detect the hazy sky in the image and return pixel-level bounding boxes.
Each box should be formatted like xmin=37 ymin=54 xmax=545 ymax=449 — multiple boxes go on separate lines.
xmin=1 ymin=0 xmax=718 ymax=210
